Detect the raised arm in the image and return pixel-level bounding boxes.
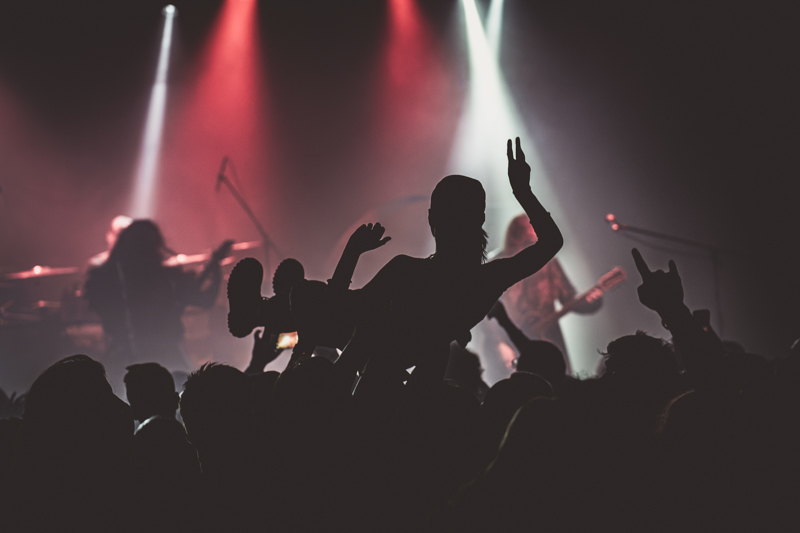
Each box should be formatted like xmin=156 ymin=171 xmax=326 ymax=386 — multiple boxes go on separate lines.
xmin=328 ymin=223 xmax=391 ymax=293
xmin=244 ymin=330 xmax=285 ymax=375
xmin=631 ymin=248 xmax=724 ymax=389
xmin=492 ymin=138 xmax=564 ymax=286
xmin=487 ymin=300 xmax=533 ymax=355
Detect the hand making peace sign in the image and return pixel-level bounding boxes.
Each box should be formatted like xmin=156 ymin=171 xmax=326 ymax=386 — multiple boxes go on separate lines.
xmin=507 ymin=137 xmax=531 ymax=195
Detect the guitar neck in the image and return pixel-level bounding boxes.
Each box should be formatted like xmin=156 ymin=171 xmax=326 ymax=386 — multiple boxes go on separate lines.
xmin=531 ymin=284 xmax=600 ymax=335
xmin=526 ymin=266 xmax=626 ymax=338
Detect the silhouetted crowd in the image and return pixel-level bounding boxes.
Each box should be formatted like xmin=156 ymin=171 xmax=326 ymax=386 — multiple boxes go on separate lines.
xmin=1 ymin=140 xmax=799 ymax=532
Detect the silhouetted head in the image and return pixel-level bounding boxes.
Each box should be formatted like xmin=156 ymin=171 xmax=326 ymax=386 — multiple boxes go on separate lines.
xmin=124 ymin=363 xmax=179 ymax=422
xmin=273 ymin=258 xmax=305 ymax=296
xmin=19 ymin=354 xmax=133 ymax=472
xmin=601 ymin=331 xmax=680 ymax=402
xmin=429 ymin=175 xmax=487 ymax=264
xmin=179 ymin=363 xmax=252 ymax=458
xmin=516 ymin=340 xmax=566 ymax=386
xmin=108 ymin=219 xmax=169 ymax=271
xmin=603 ymin=332 xmax=677 ymax=379
xmin=503 ymin=214 xmax=537 ymax=256
xmin=14 ymin=356 xmax=134 ymax=527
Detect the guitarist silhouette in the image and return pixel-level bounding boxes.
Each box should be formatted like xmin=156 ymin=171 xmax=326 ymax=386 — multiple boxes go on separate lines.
xmin=482 ymin=214 xmax=608 ymax=377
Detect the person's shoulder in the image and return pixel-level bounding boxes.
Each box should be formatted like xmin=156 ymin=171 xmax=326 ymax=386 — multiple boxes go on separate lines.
xmin=481 ymin=255 xmax=511 ymax=271
xmin=384 ymin=254 xmax=424 ymax=268
xmin=369 ymin=255 xmax=425 ymax=284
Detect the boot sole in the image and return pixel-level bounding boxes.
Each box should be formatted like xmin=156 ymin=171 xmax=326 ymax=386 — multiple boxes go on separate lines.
xmin=227 ymin=257 xmax=264 ymax=338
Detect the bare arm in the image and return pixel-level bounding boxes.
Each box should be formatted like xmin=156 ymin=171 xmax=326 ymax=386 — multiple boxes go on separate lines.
xmin=487 ymin=300 xmax=533 ymax=354
xmin=328 ymin=223 xmax=391 ymax=293
xmin=631 ymin=248 xmax=724 ymax=389
xmin=491 ymin=138 xmax=564 ymax=288
xmin=244 ymin=330 xmax=285 ymax=375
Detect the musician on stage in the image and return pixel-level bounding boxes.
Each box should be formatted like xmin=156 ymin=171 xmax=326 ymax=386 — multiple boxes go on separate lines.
xmin=483 ymin=214 xmax=602 ymax=377
xmin=87 ymin=215 xmax=133 ymax=268
xmin=84 ymin=220 xmax=232 ymax=384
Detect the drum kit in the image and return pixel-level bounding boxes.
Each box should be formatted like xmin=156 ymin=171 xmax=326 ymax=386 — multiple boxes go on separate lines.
xmin=0 ymin=240 xmax=261 ymax=336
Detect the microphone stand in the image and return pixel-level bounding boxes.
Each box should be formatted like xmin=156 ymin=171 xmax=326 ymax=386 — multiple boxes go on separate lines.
xmin=606 ymin=214 xmax=743 ymax=336
xmin=218 ymin=171 xmax=281 ymax=276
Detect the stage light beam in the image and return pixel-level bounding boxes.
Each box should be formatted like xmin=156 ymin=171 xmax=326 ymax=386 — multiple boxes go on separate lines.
xmin=450 ymin=0 xmax=533 ymax=243
xmin=130 ymin=6 xmax=176 ymax=218
xmin=453 ymin=0 xmax=602 ymax=376
xmin=486 ymin=0 xmax=505 ymax=59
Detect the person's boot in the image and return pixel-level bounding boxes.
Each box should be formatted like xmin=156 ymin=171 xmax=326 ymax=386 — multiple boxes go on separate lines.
xmin=227 ymin=257 xmax=265 ymax=338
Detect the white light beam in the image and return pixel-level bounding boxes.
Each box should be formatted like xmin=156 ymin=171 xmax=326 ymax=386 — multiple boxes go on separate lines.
xmin=130 ymin=7 xmax=176 ymax=218
xmin=453 ymin=0 xmax=598 ymax=375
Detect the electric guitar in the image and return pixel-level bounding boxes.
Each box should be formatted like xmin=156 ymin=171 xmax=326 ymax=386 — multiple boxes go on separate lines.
xmin=527 ymin=266 xmax=627 ymax=340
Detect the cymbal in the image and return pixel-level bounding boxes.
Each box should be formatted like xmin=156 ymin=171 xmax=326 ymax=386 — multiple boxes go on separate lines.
xmin=2 ymin=241 xmax=263 ymax=278
xmin=2 ymin=265 xmax=81 ymax=280
xmin=163 ymin=240 xmax=261 ymax=267
xmin=231 ymin=240 xmax=261 ymax=252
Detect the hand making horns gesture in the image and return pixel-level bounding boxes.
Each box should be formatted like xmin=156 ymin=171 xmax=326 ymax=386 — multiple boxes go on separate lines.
xmin=631 ymin=248 xmax=685 ymax=313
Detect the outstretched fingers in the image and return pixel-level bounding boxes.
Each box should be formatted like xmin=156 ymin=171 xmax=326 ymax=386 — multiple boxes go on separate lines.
xmin=668 ymin=259 xmax=680 ymax=278
xmin=507 ymin=137 xmax=526 ymax=163
xmin=375 ymin=223 xmax=390 ymax=247
xmin=367 ymin=222 xmax=391 ymax=249
xmin=631 ymin=248 xmax=653 ymax=280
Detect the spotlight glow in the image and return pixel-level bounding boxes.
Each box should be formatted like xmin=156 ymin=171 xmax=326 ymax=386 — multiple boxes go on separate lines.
xmin=378 ymin=0 xmax=452 ymax=152
xmin=157 ymin=0 xmax=273 ymax=262
xmin=130 ymin=7 xmax=176 ymax=218
xmin=452 ymin=0 xmax=573 ymax=260
xmin=486 ymin=0 xmax=505 ymax=58
xmin=453 ymin=0 xmax=598 ymax=376
xmin=449 ymin=0 xmax=535 ymax=243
